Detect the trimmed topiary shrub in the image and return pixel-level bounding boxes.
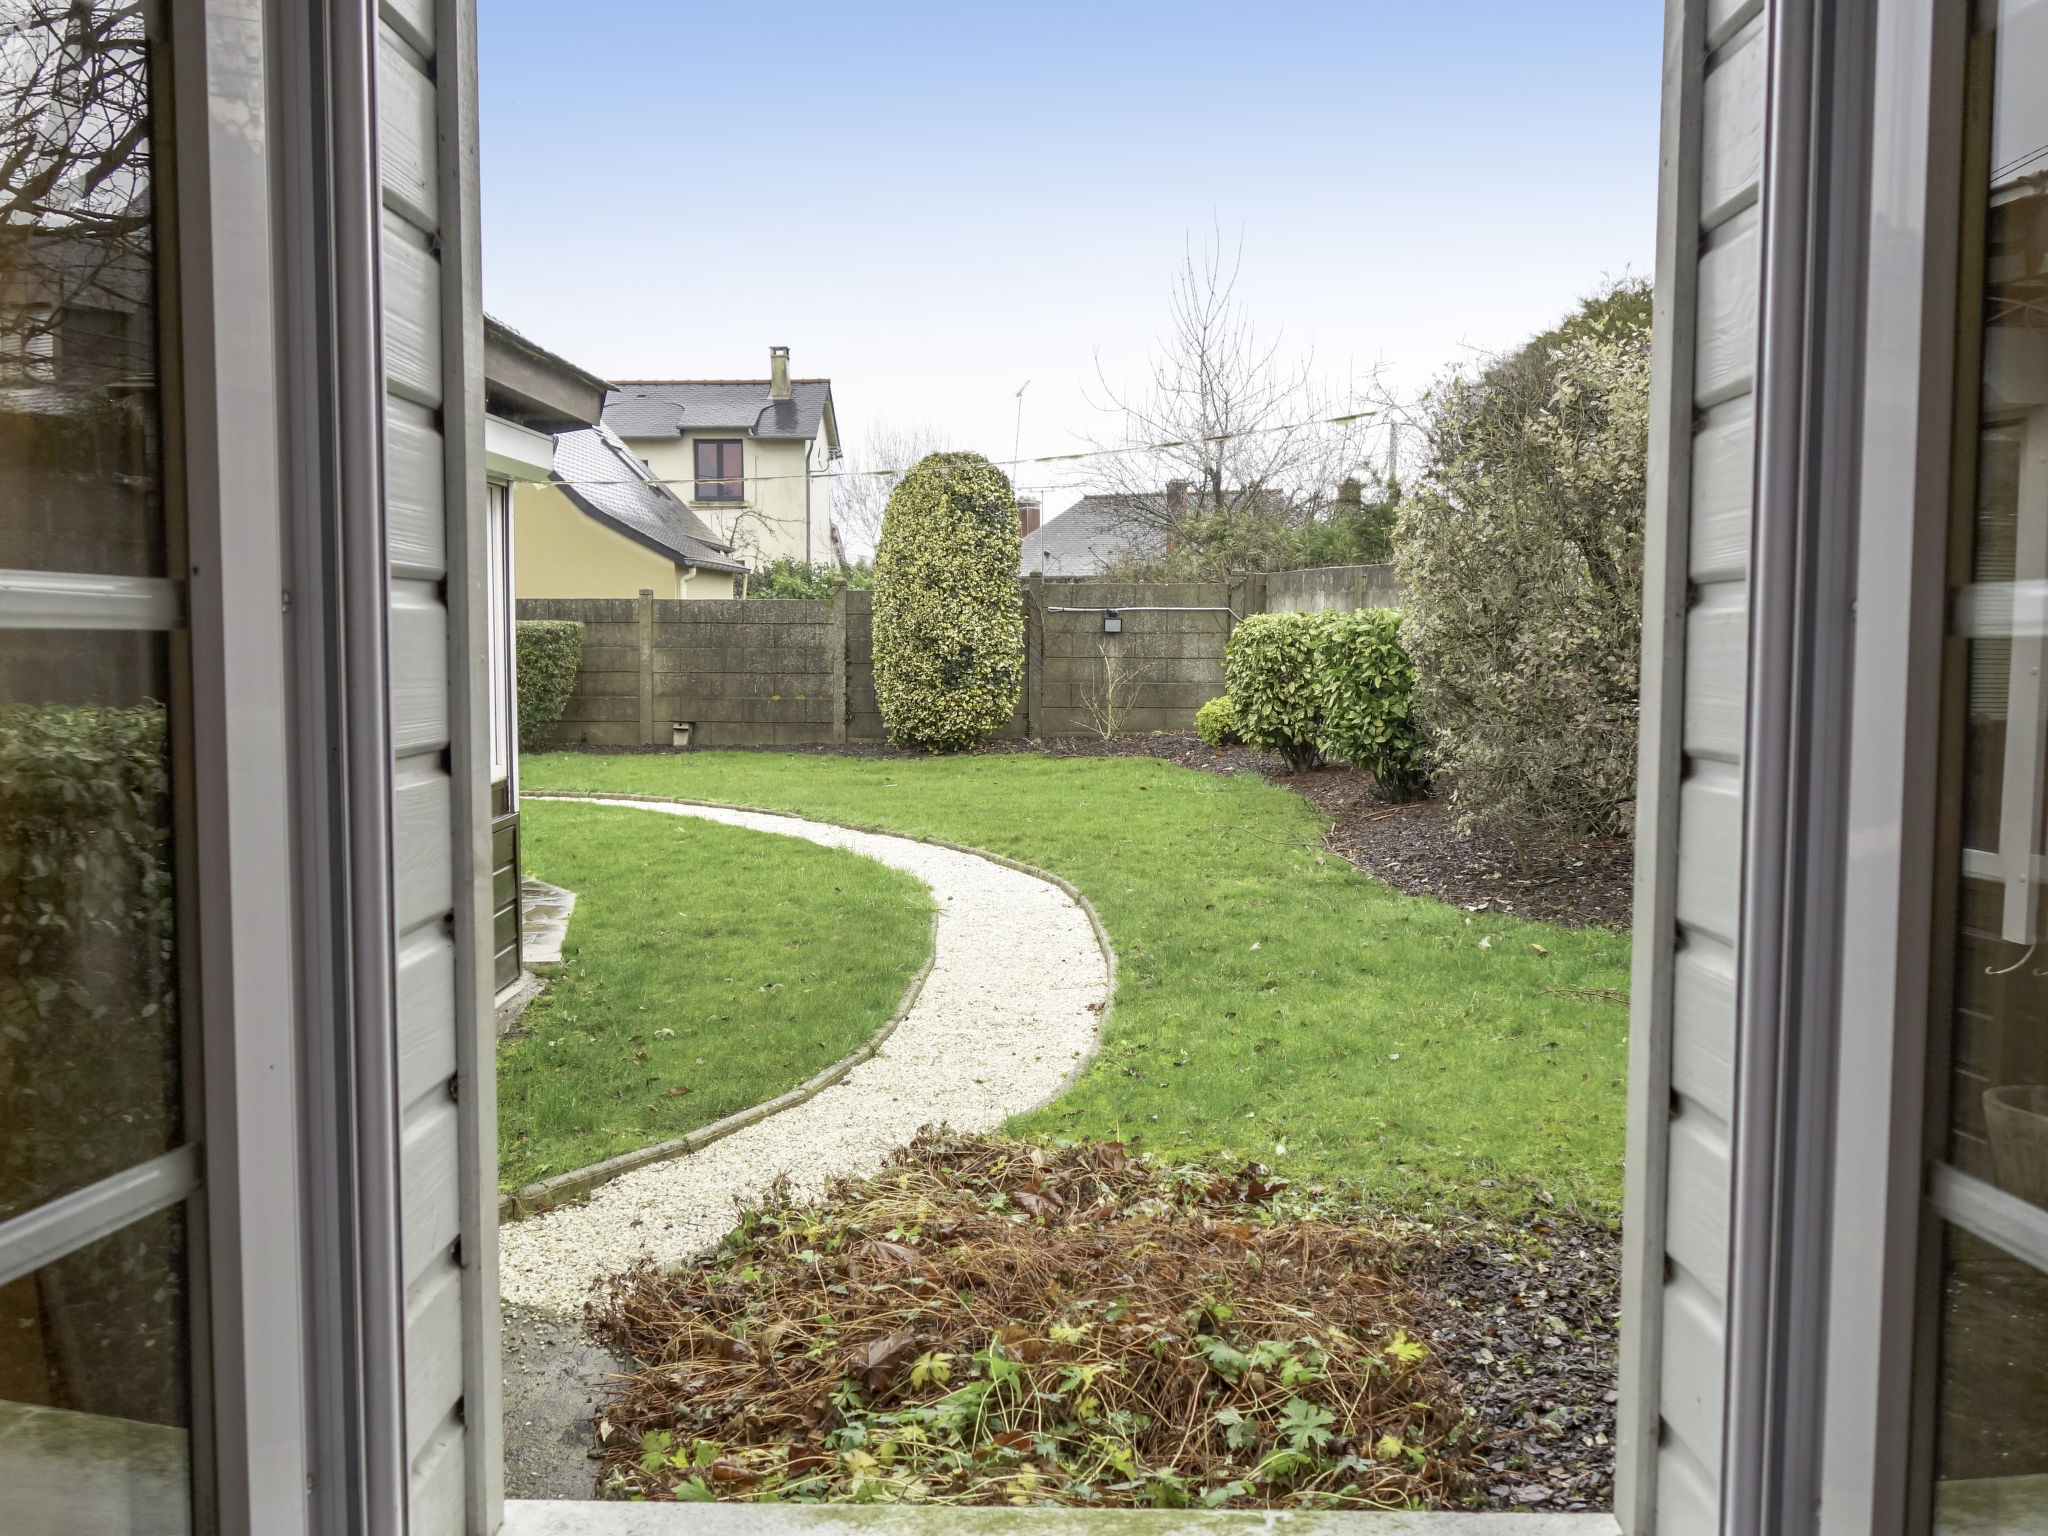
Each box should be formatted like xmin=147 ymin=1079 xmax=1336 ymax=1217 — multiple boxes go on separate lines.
xmin=871 ymin=452 xmax=1024 ymax=752
xmin=1314 ymin=608 xmax=1427 ymax=801
xmin=517 ymin=619 xmax=584 ymax=752
xmin=1194 ymin=694 xmax=1239 ymax=748
xmin=1223 ymin=611 xmax=1326 ymax=772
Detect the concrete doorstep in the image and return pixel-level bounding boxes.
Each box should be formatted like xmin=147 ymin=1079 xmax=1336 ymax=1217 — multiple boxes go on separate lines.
xmin=501 ymin=1502 xmax=1620 ymax=1536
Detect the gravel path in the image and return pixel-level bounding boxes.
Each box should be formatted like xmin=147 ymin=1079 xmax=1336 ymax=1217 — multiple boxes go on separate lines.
xmin=498 ymin=798 xmax=1110 ymax=1314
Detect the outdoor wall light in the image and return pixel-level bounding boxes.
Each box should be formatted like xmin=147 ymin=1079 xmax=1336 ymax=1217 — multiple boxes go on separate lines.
xmin=1103 ymin=610 xmax=1123 ymax=634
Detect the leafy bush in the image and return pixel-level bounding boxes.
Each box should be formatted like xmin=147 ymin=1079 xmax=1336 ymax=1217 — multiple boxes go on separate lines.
xmin=517 ymin=619 xmax=584 ymax=752
xmin=871 ymin=452 xmax=1024 ymax=751
xmin=744 ymin=558 xmax=876 ymax=599
xmin=1194 ymin=694 xmax=1239 ymax=748
xmin=1223 ymin=612 xmax=1325 ymax=772
xmin=1398 ymin=282 xmax=1650 ymax=840
xmin=0 ymin=703 xmax=176 ymax=1223
xmin=1314 ymin=609 xmax=1427 ymax=801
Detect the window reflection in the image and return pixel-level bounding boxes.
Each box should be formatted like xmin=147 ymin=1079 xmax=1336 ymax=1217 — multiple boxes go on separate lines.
xmin=0 ymin=1205 xmax=191 ymax=1535
xmin=0 ymin=0 xmax=165 ymax=577
xmin=1937 ymin=0 xmax=2048 ymax=1526
xmin=0 ymin=638 xmax=180 ymax=1222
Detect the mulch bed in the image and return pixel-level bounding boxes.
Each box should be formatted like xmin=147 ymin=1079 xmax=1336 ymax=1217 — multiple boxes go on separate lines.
xmin=559 ymin=733 xmax=1633 ymax=931
xmin=1400 ymin=1214 xmax=1620 ymax=1511
xmin=584 ymin=1134 xmax=1616 ymax=1511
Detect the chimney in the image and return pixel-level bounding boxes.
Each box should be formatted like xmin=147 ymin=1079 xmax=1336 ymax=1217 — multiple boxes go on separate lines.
xmin=1018 ymin=496 xmax=1041 ymax=537
xmin=1165 ymin=479 xmax=1190 ymax=520
xmin=769 ymin=345 xmax=791 ymax=400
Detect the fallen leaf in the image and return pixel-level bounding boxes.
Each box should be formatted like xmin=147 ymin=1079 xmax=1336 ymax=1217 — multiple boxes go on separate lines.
xmin=1530 ymin=943 xmax=1549 ymax=956
xmin=785 ymin=1443 xmax=830 ymax=1476
xmin=856 ymin=1329 xmax=920 ymax=1394
xmin=857 ymin=1239 xmax=925 ymax=1271
xmin=662 ymin=1085 xmax=692 ymax=1097
xmin=1011 ymin=1189 xmax=1063 ymax=1220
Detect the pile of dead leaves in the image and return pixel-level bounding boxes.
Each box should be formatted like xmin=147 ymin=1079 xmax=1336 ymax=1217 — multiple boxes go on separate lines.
xmin=588 ymin=1133 xmax=1484 ymax=1508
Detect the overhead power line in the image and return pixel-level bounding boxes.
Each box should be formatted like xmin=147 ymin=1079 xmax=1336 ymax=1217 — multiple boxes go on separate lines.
xmin=543 ymin=409 xmax=1379 ymax=492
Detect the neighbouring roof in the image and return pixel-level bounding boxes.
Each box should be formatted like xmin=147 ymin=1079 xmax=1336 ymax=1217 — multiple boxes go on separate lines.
xmin=484 ymin=315 xmax=608 ymax=432
xmin=1021 ymin=495 xmax=1168 ymax=577
xmin=552 ymin=423 xmax=746 ymax=573
xmin=603 ymin=379 xmax=838 ymax=448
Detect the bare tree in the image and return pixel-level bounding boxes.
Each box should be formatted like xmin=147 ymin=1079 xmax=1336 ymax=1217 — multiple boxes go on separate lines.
xmin=1078 ymin=640 xmax=1153 ymax=741
xmin=0 ymin=1 xmax=157 ymax=381
xmin=832 ymin=421 xmax=949 ymax=563
xmin=1086 ymin=228 xmax=1376 ymax=568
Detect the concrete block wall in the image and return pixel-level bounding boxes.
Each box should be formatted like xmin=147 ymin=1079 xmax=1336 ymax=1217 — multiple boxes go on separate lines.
xmin=522 ymin=564 xmax=1401 ymax=749
xmin=519 ymin=592 xmax=843 ymax=748
xmin=1261 ymin=562 xmax=1406 ymax=614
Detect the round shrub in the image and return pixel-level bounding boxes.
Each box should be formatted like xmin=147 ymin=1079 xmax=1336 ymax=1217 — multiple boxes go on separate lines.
xmin=1223 ymin=612 xmax=1325 ymax=773
xmin=871 ymin=452 xmax=1024 ymax=751
xmin=516 ymin=619 xmax=584 ymax=751
xmin=1314 ymin=609 xmax=1427 ymax=801
xmin=1194 ymin=694 xmax=1239 ymax=748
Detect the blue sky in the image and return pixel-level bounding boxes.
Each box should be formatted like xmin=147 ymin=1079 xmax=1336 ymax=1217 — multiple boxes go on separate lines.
xmin=480 ymin=1 xmax=1662 ymax=511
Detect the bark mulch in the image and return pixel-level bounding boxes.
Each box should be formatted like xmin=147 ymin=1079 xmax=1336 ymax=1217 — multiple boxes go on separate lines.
xmin=1399 ymin=1213 xmax=1620 ymax=1512
xmin=558 ymin=734 xmax=1633 ymax=931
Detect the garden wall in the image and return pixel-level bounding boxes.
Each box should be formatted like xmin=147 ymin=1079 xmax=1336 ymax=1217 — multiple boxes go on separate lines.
xmin=1258 ymin=562 xmax=1406 ymax=614
xmin=521 ymin=564 xmax=1394 ymax=748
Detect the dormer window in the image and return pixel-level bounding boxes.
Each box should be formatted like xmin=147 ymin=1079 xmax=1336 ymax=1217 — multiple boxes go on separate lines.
xmin=694 ymin=438 xmax=744 ymax=501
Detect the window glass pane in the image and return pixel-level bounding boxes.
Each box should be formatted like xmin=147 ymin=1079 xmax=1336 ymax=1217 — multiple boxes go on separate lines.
xmin=1936 ymin=0 xmax=2048 ymax=1527
xmin=0 ymin=1204 xmax=192 ymax=1535
xmin=0 ymin=632 xmax=181 ymax=1222
xmin=0 ymin=0 xmax=166 ymax=577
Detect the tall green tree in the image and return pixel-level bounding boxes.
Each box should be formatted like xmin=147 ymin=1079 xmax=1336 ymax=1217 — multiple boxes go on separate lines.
xmin=1397 ymin=281 xmax=1651 ymax=841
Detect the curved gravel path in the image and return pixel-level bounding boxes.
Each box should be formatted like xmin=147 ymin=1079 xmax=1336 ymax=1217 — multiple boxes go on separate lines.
xmin=498 ymin=797 xmax=1110 ymax=1313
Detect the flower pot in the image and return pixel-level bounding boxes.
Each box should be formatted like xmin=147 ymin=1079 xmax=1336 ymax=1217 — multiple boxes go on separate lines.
xmin=1985 ymin=1085 xmax=2048 ymax=1206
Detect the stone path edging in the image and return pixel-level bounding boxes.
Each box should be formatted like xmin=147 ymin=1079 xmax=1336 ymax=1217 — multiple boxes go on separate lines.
xmin=496 ymin=795 xmax=1117 ymax=1306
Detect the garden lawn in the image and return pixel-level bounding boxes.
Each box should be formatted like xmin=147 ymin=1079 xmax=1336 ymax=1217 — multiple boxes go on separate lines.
xmin=499 ymin=799 xmax=933 ymax=1190
xmin=519 ymin=754 xmax=1632 ymax=1213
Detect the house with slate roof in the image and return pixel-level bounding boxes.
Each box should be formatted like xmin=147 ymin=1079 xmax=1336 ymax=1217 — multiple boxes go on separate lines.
xmin=603 ymin=345 xmax=842 ymax=573
xmin=512 ymin=420 xmax=746 ymax=600
xmin=1020 ymin=492 xmax=1172 ymax=577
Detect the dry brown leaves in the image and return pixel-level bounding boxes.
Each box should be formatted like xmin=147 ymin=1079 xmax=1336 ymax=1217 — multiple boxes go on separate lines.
xmin=587 ymin=1132 xmax=1483 ymax=1508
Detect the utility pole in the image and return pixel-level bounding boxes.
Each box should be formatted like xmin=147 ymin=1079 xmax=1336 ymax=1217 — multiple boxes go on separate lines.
xmin=1012 ymin=380 xmax=1030 ymax=490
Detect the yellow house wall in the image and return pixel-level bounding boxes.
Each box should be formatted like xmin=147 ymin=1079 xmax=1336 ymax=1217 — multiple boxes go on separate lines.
xmin=513 ymin=481 xmax=685 ymax=598
xmin=626 ymin=433 xmax=825 ymax=569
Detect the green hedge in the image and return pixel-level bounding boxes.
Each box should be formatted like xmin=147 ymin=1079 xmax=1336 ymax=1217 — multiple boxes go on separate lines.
xmin=517 ymin=619 xmax=584 ymax=752
xmin=1314 ymin=609 xmax=1427 ymax=801
xmin=1223 ymin=609 xmax=1428 ymax=792
xmin=1194 ymin=694 xmax=1239 ymax=748
xmin=1223 ymin=612 xmax=1325 ymax=772
xmin=871 ymin=452 xmax=1023 ymax=751
xmin=0 ymin=703 xmax=176 ymax=1223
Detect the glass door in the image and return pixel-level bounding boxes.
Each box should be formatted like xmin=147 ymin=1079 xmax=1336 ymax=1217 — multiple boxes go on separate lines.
xmin=0 ymin=3 xmax=200 ymax=1531
xmin=1933 ymin=0 xmax=2048 ymax=1528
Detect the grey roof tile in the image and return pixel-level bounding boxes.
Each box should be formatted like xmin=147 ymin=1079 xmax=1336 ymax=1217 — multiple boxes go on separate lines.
xmin=552 ymin=423 xmax=746 ymax=573
xmin=604 ymin=379 xmax=833 ymax=442
xmin=1020 ymin=495 xmax=1167 ymax=576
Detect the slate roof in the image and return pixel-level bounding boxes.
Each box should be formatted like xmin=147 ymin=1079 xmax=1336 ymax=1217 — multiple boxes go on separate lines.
xmin=1020 ymin=495 xmax=1168 ymax=577
xmin=603 ymin=379 xmax=836 ymax=445
xmin=552 ymin=423 xmax=746 ymax=573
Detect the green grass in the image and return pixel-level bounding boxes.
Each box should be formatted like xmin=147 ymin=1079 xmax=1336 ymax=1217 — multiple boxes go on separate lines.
xmin=518 ymin=753 xmax=1632 ymax=1213
xmin=498 ymin=800 xmax=933 ymax=1190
